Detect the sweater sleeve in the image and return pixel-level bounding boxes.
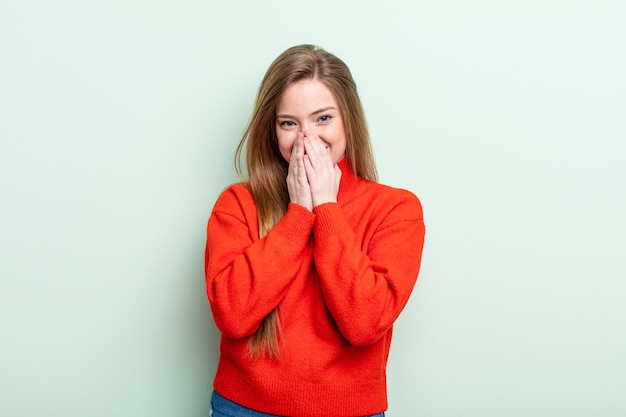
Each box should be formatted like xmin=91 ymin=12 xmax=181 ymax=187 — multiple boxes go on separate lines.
xmin=312 ymin=190 xmax=425 ymax=346
xmin=205 ymin=186 xmax=315 ymax=339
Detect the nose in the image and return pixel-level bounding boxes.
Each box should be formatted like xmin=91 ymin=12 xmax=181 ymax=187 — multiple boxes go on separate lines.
xmin=298 ymin=124 xmax=316 ymax=136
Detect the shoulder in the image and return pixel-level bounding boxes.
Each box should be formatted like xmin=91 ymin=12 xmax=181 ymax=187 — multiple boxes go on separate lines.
xmin=358 ymin=180 xmax=424 ymax=222
xmin=212 ymin=183 xmax=255 ymax=215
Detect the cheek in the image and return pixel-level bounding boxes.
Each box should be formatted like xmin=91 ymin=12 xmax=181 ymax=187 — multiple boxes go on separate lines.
xmin=328 ymin=129 xmax=347 ymax=163
xmin=331 ymin=144 xmax=347 ymax=164
xmin=276 ymin=132 xmax=294 ymax=161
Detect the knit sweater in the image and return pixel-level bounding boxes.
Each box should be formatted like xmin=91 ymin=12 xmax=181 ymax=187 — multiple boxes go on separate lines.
xmin=205 ymin=159 xmax=425 ymax=417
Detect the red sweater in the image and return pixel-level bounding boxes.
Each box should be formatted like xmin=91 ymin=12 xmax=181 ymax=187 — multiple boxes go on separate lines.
xmin=205 ymin=159 xmax=425 ymax=417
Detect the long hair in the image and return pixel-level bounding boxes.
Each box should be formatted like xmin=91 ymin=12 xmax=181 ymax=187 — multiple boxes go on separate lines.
xmin=235 ymin=44 xmax=377 ymax=358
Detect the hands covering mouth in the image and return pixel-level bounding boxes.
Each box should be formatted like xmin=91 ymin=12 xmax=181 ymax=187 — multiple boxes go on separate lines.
xmin=286 ymin=131 xmax=341 ymax=211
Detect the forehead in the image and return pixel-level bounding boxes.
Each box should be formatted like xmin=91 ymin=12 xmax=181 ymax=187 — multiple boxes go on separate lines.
xmin=277 ymin=79 xmax=338 ymax=112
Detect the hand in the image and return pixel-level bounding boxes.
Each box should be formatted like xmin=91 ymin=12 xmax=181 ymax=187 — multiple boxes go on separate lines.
xmin=302 ymin=132 xmax=341 ymax=208
xmin=286 ymin=133 xmax=313 ymax=211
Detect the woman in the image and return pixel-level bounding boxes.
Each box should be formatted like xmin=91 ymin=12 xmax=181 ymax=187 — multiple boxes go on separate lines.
xmin=205 ymin=44 xmax=425 ymax=417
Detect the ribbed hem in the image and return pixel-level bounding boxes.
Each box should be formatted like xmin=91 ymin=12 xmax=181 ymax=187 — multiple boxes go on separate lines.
xmin=214 ymin=362 xmax=387 ymax=417
xmin=312 ymin=203 xmax=349 ymax=243
xmin=272 ymin=203 xmax=315 ymax=245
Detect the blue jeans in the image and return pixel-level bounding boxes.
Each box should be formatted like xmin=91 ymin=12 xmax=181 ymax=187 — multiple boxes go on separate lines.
xmin=210 ymin=391 xmax=385 ymax=417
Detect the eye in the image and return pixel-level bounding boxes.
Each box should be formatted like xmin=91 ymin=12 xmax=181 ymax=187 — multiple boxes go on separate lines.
xmin=317 ymin=114 xmax=332 ymax=123
xmin=279 ymin=120 xmax=296 ymax=128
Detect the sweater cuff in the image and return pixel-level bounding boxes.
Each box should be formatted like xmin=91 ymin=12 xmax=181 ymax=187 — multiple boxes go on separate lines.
xmin=312 ymin=203 xmax=348 ymax=242
xmin=272 ymin=203 xmax=315 ymax=245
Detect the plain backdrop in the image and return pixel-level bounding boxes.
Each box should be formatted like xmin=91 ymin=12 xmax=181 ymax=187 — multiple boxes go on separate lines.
xmin=1 ymin=1 xmax=624 ymax=416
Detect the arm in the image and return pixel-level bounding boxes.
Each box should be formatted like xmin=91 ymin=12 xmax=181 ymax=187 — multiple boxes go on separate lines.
xmin=312 ymin=193 xmax=425 ymax=346
xmin=205 ymin=187 xmax=314 ymax=339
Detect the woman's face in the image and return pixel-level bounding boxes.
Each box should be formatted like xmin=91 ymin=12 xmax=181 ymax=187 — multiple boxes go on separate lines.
xmin=275 ymin=79 xmax=347 ymax=164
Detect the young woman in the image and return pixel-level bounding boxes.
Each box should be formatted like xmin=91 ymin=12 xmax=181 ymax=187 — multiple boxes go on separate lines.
xmin=205 ymin=44 xmax=425 ymax=417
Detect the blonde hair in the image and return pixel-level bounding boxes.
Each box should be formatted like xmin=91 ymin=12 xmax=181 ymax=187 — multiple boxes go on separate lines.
xmin=235 ymin=44 xmax=377 ymax=358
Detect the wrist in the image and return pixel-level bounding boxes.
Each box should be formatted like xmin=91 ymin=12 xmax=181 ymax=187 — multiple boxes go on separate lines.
xmin=312 ymin=196 xmax=337 ymax=208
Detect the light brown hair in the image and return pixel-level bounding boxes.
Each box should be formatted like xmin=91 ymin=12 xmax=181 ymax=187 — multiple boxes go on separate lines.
xmin=235 ymin=44 xmax=377 ymax=358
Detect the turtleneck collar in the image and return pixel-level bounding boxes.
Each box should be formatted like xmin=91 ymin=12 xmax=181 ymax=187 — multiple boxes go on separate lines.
xmin=337 ymin=157 xmax=359 ymax=203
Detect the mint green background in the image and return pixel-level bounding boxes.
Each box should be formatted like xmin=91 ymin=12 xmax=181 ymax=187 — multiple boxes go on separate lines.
xmin=1 ymin=1 xmax=625 ymax=416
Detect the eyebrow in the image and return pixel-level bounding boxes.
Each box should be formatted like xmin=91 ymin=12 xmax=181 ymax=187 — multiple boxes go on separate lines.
xmin=276 ymin=106 xmax=337 ymax=119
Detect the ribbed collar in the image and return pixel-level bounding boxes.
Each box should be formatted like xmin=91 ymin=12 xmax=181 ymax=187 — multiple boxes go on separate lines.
xmin=337 ymin=157 xmax=360 ymax=204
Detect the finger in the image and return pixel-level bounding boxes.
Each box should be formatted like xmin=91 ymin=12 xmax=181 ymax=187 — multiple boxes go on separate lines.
xmin=303 ymin=135 xmax=325 ymax=166
xmin=307 ymin=133 xmax=331 ymax=159
xmin=302 ymin=136 xmax=316 ymax=165
xmin=303 ymin=154 xmax=315 ymax=180
xmin=289 ymin=135 xmax=300 ymax=169
xmin=304 ymin=139 xmax=333 ymax=174
xmin=297 ymin=138 xmax=312 ymax=186
xmin=297 ymin=143 xmax=308 ymax=185
xmin=308 ymin=133 xmax=329 ymax=151
xmin=291 ymin=136 xmax=306 ymax=169
xmin=289 ymin=138 xmax=307 ymax=190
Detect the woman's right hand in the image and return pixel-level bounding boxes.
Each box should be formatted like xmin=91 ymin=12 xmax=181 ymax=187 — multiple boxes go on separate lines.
xmin=286 ymin=133 xmax=313 ymax=211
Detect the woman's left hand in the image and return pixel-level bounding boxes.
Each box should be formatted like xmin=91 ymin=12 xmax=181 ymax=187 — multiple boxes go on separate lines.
xmin=302 ymin=132 xmax=341 ymax=207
